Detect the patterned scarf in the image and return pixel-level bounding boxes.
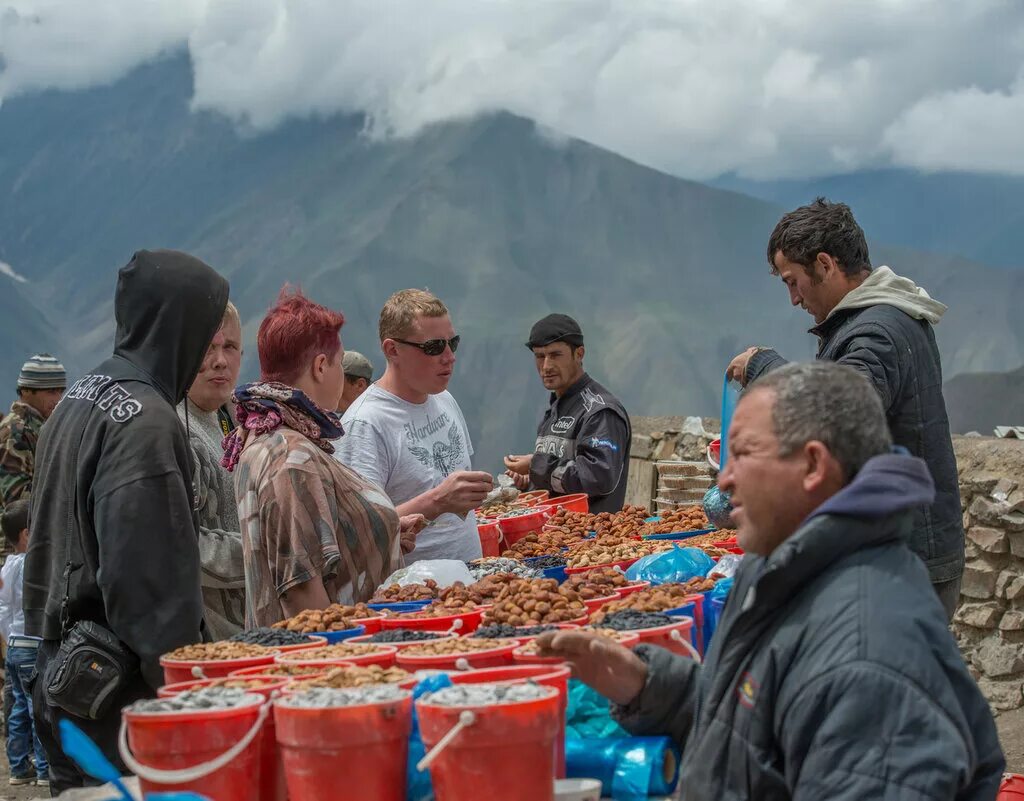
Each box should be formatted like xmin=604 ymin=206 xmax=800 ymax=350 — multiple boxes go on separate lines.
xmin=222 ymin=381 xmax=344 ymax=472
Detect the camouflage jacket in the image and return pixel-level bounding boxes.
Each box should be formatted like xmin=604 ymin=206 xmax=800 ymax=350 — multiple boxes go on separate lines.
xmin=0 ymin=401 xmax=44 ymax=507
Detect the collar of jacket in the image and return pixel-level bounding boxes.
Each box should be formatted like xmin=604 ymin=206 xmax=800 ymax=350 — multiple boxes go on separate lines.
xmin=736 ymin=451 xmax=935 ymax=614
xmin=808 ymin=306 xmax=858 ymax=340
xmin=548 ymin=372 xmax=592 ymax=406
xmin=9 ymin=401 xmax=43 ymax=424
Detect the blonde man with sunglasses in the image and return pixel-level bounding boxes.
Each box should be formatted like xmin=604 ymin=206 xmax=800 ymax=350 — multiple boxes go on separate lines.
xmin=333 ymin=290 xmax=492 ymax=563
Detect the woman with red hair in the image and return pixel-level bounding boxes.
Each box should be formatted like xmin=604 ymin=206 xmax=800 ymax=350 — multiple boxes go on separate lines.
xmin=224 ymin=288 xmax=423 ymax=627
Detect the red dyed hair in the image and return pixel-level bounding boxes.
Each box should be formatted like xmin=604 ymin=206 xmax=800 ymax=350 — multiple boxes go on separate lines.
xmin=258 ymin=286 xmax=345 ymax=384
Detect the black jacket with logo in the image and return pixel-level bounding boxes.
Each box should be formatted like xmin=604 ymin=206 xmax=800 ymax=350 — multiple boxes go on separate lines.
xmin=24 ymin=250 xmax=228 ymax=689
xmin=529 ymin=373 xmax=631 ymax=514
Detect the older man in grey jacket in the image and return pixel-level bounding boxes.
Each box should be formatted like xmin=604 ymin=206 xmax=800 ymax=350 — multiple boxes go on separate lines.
xmin=539 ymin=363 xmax=1002 ymax=801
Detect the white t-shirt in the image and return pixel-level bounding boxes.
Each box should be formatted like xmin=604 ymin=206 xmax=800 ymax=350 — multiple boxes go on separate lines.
xmin=334 ymin=385 xmax=482 ymax=563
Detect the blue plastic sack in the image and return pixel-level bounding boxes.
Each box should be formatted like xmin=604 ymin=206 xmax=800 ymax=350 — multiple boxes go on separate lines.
xmin=625 ymin=545 xmax=715 ymax=585
xmin=566 ymin=737 xmax=680 ymax=800
xmin=565 ymin=679 xmax=629 ymax=740
xmin=720 ymin=374 xmax=741 ymax=470
xmin=407 ymin=672 xmax=454 ymax=801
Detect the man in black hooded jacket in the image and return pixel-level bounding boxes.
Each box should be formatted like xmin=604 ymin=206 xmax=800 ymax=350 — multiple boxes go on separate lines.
xmin=24 ymin=250 xmax=228 ymax=793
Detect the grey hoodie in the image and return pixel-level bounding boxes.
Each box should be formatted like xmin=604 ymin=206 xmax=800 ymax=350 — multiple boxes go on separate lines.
xmin=827 ymin=265 xmax=947 ymax=325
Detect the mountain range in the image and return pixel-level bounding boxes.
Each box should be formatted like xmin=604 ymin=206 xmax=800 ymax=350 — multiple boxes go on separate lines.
xmin=1 ymin=53 xmax=1022 ymax=469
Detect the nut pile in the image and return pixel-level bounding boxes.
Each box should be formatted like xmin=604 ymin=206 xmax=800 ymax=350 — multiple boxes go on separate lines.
xmin=241 ymin=664 xmax=325 ymax=676
xmin=497 ymin=507 xmax=542 ymax=519
xmin=597 ymin=611 xmax=678 ymax=631
xmin=564 ymin=539 xmax=673 ymax=569
xmin=502 ymin=530 xmax=585 ymax=559
xmin=482 ymin=579 xmax=586 ymax=626
xmin=229 ymin=628 xmax=319 ymax=647
xmin=400 ymin=637 xmax=517 ymax=657
xmin=290 ymin=665 xmax=411 ymax=690
xmin=467 ymin=558 xmax=539 ymax=580
xmin=371 ymin=581 xmax=441 ymax=603
xmin=591 ymin=582 xmax=711 ymax=621
xmin=561 ymin=567 xmax=630 ymax=599
xmin=423 ymin=683 xmax=549 ymax=706
xmin=518 ymin=628 xmax=632 ymax=654
xmin=367 ymin=630 xmax=446 ymax=643
xmin=282 ymin=685 xmax=408 ymax=708
xmin=272 ymin=604 xmax=371 ymax=634
xmin=278 ymin=643 xmax=387 ymax=662
xmin=131 ymin=687 xmax=256 ymax=713
xmin=476 ymin=501 xmax=526 ymax=519
xmin=639 ymin=507 xmax=710 ymax=536
xmin=164 ymin=643 xmax=272 ymax=662
xmin=543 ymin=506 xmax=650 ymax=539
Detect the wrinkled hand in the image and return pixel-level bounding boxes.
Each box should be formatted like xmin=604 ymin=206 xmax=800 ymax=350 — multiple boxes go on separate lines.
xmin=535 ymin=630 xmax=647 ymax=706
xmin=435 ymin=471 xmax=494 ymax=517
xmin=399 ymin=514 xmax=427 ymax=554
xmin=726 ymin=347 xmax=761 ymax=387
xmin=505 ymin=470 xmax=531 ymax=491
xmin=503 ymin=454 xmax=532 ymax=476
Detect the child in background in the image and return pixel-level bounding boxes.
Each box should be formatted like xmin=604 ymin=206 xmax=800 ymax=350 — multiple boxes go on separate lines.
xmin=0 ymin=500 xmax=48 ymax=786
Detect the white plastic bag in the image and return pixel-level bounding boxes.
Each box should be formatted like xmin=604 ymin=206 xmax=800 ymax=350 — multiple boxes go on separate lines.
xmin=383 ymin=560 xmax=475 ymax=589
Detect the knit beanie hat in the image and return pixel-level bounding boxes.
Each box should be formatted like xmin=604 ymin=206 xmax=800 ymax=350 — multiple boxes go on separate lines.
xmin=18 ymin=354 xmax=67 ymax=390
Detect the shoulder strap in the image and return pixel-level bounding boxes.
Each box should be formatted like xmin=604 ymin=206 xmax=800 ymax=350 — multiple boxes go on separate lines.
xmin=58 ymin=426 xmax=90 ymax=639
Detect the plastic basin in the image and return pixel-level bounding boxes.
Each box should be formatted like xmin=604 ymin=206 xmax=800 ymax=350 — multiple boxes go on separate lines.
xmin=478 ymin=522 xmax=502 ymax=557
xmin=346 ymin=632 xmax=459 ymax=650
xmin=395 ymin=642 xmax=519 ymax=672
xmin=538 ymin=494 xmax=589 ymax=514
xmin=380 ymin=609 xmax=484 ymax=635
xmin=275 ymin=645 xmax=398 ymax=669
xmin=160 ymin=652 xmax=280 ymax=685
xmin=564 ymin=558 xmax=639 ymax=576
xmin=498 ymin=509 xmax=550 ymax=548
xmin=306 ymin=625 xmax=366 ymax=644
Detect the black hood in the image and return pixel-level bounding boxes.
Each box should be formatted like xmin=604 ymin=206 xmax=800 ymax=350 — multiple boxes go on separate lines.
xmin=113 ymin=249 xmax=229 ymax=405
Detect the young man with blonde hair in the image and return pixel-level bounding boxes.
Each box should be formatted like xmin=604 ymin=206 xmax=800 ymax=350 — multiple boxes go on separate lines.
xmin=176 ymin=300 xmax=246 ymax=639
xmin=334 ymin=289 xmax=492 ymax=562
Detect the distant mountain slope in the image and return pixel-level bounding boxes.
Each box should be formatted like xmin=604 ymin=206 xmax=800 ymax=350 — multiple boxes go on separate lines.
xmin=946 ymin=366 xmax=1024 ymax=434
xmin=1 ymin=54 xmax=1021 ymax=470
xmin=714 ymin=170 xmax=1024 ymax=270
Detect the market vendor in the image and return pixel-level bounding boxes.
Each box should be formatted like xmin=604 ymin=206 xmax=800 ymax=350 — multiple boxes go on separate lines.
xmin=537 ymin=363 xmax=1003 ymax=800
xmin=504 ymin=314 xmax=630 ymax=514
xmin=726 ymin=199 xmax=963 ymax=619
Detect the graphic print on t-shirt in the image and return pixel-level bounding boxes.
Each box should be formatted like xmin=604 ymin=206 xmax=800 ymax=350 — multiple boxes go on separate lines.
xmin=405 ymin=412 xmax=465 ymax=476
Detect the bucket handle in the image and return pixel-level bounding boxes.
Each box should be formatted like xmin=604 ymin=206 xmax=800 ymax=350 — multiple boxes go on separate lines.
xmin=454 ymin=657 xmax=471 ymax=671
xmin=445 ymin=619 xmax=465 ymax=636
xmin=669 ymin=630 xmax=702 ymax=665
xmin=189 ymin=667 xmax=207 ymax=680
xmin=118 ymin=696 xmax=271 ymax=784
xmin=416 ymin=710 xmax=476 ymax=772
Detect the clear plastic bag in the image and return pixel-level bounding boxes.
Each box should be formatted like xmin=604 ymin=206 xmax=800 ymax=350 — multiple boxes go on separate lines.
xmin=382 ymin=560 xmax=475 ymax=589
xmin=707 ymin=554 xmax=742 ymax=579
xmin=624 ymin=546 xmax=715 ymax=585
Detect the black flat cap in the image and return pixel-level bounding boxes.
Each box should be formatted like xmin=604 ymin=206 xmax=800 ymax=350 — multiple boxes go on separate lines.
xmin=526 ymin=314 xmax=584 ymax=349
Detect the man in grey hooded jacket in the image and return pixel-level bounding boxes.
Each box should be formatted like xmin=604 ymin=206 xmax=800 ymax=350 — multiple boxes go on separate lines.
xmin=727 ymin=198 xmax=963 ymax=617
xmin=538 ymin=363 xmax=1002 ymax=801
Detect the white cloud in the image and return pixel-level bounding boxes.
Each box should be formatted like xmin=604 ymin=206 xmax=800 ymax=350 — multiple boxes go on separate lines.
xmin=0 ymin=260 xmax=28 ymax=283
xmin=1 ymin=0 xmax=1022 ymax=179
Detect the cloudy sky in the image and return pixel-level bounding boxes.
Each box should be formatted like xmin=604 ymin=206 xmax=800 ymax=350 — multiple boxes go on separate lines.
xmin=1 ymin=0 xmax=1022 ymax=180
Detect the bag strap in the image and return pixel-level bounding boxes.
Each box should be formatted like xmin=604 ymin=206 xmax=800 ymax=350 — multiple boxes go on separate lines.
xmin=58 ymin=424 xmax=90 ymax=640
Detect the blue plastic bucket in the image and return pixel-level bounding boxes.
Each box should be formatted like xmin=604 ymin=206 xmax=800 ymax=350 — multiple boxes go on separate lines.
xmin=311 ymin=624 xmax=367 ymax=644
xmin=367 ymin=601 xmax=431 ymax=614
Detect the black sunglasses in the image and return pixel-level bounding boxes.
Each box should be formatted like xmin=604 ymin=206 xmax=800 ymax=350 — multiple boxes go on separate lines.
xmin=393 ymin=336 xmax=461 ymax=356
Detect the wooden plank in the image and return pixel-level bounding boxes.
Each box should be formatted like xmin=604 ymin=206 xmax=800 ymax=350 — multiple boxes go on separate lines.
xmin=624 ymin=457 xmax=657 ymax=512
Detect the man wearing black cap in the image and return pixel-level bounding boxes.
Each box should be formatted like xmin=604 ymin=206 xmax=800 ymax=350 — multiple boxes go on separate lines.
xmin=504 ymin=314 xmax=631 ymax=514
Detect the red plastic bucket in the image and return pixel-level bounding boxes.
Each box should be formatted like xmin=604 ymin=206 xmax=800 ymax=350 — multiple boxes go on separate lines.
xmin=498 ymin=509 xmax=550 ymax=548
xmin=448 ymin=665 xmax=571 ymax=778
xmin=160 ymin=652 xmax=279 ymax=685
xmin=538 ymin=493 xmax=589 ymax=514
xmin=275 ymin=691 xmax=413 ymax=801
xmin=380 ymin=608 xmax=485 ymax=634
xmin=617 ymin=582 xmax=651 ymax=597
xmin=1000 ymin=774 xmax=1024 ymax=799
xmin=121 ymin=692 xmax=266 ymax=801
xmin=350 ymin=614 xmax=387 ymax=635
xmin=478 ymin=522 xmax=502 ymax=557
xmin=157 ymin=677 xmax=288 ymax=698
xmin=631 ymin=618 xmax=696 ymax=658
xmin=418 ymin=685 xmax=561 ymax=801
xmin=229 ymin=664 xmax=337 ymax=679
xmin=582 ymin=595 xmax=619 ymax=615
xmin=395 ymin=642 xmax=519 ymax=672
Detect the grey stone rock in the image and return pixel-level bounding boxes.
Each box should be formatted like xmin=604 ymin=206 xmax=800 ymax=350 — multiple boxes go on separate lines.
xmin=969 ymin=527 xmax=1009 ymax=553
xmin=974 ymin=640 xmax=1024 ymax=677
xmin=962 ymin=561 xmax=1000 ymax=599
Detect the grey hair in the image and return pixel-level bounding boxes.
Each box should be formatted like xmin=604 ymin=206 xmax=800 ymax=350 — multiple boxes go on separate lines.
xmin=747 ymin=362 xmax=892 ymax=479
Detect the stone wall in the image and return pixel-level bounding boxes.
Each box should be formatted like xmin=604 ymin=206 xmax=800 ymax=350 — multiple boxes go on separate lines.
xmin=953 ymin=436 xmax=1024 ymax=712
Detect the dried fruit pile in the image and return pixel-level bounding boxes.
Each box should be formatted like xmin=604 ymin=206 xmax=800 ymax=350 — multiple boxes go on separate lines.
xmin=639 ymin=507 xmax=710 ymax=536
xmin=482 ymin=579 xmax=587 ymax=626
xmin=371 ymin=581 xmax=441 ymax=603
xmin=164 ymin=643 xmax=272 ymax=661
